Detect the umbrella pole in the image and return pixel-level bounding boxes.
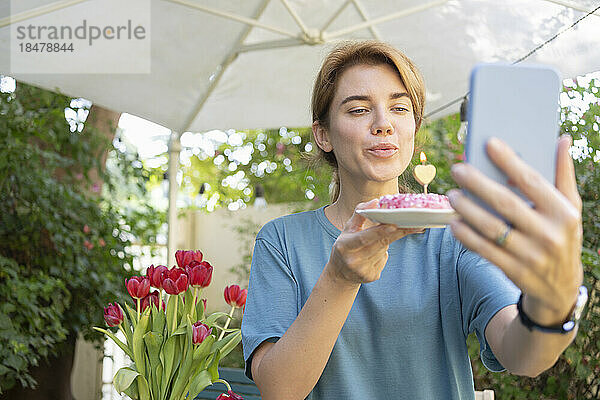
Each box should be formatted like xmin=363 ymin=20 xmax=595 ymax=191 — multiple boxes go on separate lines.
xmin=167 ymin=131 xmax=181 ymax=267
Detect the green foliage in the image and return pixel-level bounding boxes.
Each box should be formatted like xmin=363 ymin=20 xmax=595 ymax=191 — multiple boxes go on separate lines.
xmin=465 ymin=76 xmax=600 ymax=399
xmin=171 ymin=127 xmax=331 ymax=210
xmin=0 ymin=81 xmax=161 ymax=391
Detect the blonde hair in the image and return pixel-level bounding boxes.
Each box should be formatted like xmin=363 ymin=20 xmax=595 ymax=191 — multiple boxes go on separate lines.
xmin=309 ymin=40 xmax=426 ymax=203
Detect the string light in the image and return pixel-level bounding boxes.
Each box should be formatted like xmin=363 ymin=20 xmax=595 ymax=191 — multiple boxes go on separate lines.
xmin=424 ymin=3 xmax=600 ymax=122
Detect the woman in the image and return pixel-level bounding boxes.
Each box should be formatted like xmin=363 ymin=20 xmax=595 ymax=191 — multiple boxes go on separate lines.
xmin=241 ymin=41 xmax=584 ymax=399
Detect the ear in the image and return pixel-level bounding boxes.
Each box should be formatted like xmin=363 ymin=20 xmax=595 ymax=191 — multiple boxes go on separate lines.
xmin=312 ymin=121 xmax=333 ymax=152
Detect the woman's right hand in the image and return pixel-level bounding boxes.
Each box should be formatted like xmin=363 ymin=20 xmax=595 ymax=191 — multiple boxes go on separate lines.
xmin=325 ymin=199 xmax=425 ymax=286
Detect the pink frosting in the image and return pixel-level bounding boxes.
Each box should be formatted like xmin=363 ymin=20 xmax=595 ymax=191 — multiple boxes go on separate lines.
xmin=378 ymin=193 xmax=452 ymax=209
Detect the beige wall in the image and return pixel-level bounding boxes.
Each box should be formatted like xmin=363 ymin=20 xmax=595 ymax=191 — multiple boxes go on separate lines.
xmin=174 ymin=204 xmax=298 ymax=313
xmin=71 ymin=334 xmax=103 ymax=400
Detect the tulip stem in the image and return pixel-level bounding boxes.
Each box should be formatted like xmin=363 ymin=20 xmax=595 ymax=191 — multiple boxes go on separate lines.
xmin=191 ymin=287 xmax=199 ymax=319
xmin=158 ymin=289 xmax=163 ymax=311
xmin=118 ymin=324 xmax=128 ymax=343
xmin=136 ymin=298 xmax=140 ymax=322
xmin=218 ymin=306 xmax=236 ymax=341
xmin=172 ymin=296 xmax=178 ymax=333
xmin=214 ymin=379 xmax=232 ymax=392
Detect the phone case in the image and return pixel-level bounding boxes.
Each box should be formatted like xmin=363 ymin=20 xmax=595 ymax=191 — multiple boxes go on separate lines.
xmin=464 ymin=63 xmax=561 ymax=220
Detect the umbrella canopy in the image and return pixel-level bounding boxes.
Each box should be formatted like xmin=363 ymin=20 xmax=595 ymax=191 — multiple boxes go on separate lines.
xmin=1 ymin=0 xmax=599 ymax=133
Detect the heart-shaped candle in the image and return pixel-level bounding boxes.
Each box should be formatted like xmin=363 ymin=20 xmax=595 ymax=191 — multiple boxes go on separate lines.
xmin=413 ymin=152 xmax=436 ymax=194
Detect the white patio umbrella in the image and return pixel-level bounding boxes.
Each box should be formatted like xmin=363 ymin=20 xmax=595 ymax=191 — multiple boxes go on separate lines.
xmin=1 ymin=0 xmax=599 ymax=264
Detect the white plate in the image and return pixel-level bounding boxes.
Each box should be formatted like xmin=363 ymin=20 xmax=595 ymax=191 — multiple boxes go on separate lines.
xmin=356 ymin=208 xmax=458 ymax=228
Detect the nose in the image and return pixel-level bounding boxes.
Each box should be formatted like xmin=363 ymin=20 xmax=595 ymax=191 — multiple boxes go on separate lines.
xmin=371 ymin=109 xmax=394 ymax=136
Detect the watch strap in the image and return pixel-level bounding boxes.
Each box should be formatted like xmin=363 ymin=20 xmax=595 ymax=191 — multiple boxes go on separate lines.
xmin=516 ymin=287 xmax=587 ymax=334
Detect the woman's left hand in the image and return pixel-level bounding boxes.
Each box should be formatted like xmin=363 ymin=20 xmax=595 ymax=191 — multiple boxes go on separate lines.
xmin=448 ymin=135 xmax=584 ymax=326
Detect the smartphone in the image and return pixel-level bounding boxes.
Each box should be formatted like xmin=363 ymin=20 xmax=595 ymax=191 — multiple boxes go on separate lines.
xmin=464 ymin=63 xmax=561 ymax=219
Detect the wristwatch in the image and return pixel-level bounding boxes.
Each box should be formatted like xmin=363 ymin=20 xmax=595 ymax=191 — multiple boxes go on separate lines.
xmin=517 ymin=286 xmax=588 ymax=334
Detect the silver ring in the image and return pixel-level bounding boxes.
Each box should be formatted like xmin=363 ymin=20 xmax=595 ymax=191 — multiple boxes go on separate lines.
xmin=495 ymin=223 xmax=512 ymax=247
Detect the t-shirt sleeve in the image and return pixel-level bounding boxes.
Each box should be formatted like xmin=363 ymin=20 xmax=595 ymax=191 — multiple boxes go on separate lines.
xmin=457 ymin=244 xmax=521 ymax=372
xmin=241 ymin=234 xmax=299 ymax=380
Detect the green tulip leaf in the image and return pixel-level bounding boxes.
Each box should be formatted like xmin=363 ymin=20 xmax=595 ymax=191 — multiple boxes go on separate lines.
xmin=125 ymin=303 xmax=138 ymax=330
xmin=166 ymin=294 xmax=177 ymax=333
xmin=132 ymin=312 xmax=150 ymax=378
xmin=122 ymin=376 xmax=139 ymax=399
xmin=113 ymin=367 xmax=139 ymax=394
xmin=119 ymin=303 xmax=133 ymax=346
xmin=136 ymin=373 xmax=151 ymax=400
xmin=143 ymin=331 xmax=163 ymax=369
xmin=184 ymin=289 xmax=194 ymax=318
xmin=151 ymin=303 xmax=166 ymax=333
xmin=93 ymin=327 xmax=134 ymax=359
xmin=207 ymin=349 xmax=221 ymax=381
xmin=205 ymin=311 xmax=231 ymax=326
xmin=212 ymin=330 xmax=242 ymax=359
xmin=192 ymin=334 xmax=215 ymax=365
xmin=161 ymin=334 xmax=178 ymax=395
xmin=171 ymin=325 xmax=187 ymax=336
xmin=189 ymin=370 xmax=212 ymax=398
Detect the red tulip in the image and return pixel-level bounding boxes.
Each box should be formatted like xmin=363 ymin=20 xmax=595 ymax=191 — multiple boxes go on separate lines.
xmin=163 ymin=267 xmax=189 ymax=295
xmin=216 ymin=391 xmax=244 ymax=399
xmin=224 ymin=285 xmax=247 ymax=308
xmin=146 ymin=264 xmax=169 ymax=289
xmin=201 ymin=298 xmax=207 ymax=311
xmin=192 ymin=321 xmax=212 ymax=344
xmin=175 ymin=250 xmax=203 ymax=269
xmin=104 ymin=303 xmax=123 ymax=327
xmin=126 ymin=276 xmax=150 ymax=299
xmin=186 ymin=261 xmax=213 ymax=288
xmin=141 ymin=291 xmax=163 ymax=311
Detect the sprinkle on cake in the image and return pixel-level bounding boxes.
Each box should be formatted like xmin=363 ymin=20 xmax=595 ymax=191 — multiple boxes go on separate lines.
xmin=378 ymin=193 xmax=452 ymax=209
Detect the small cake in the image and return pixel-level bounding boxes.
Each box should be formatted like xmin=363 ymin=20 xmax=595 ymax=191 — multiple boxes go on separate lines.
xmin=378 ymin=193 xmax=452 ymax=210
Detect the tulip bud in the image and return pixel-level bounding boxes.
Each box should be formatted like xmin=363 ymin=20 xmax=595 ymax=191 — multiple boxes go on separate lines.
xmin=104 ymin=303 xmax=124 ymax=327
xmin=146 ymin=264 xmax=169 ymax=289
xmin=175 ymin=250 xmax=203 ymax=269
xmin=163 ymin=267 xmax=189 ymax=295
xmin=224 ymin=285 xmax=247 ymax=308
xmin=126 ymin=276 xmax=151 ymax=299
xmin=192 ymin=321 xmax=212 ymax=345
xmin=216 ymin=391 xmax=244 ymax=399
xmin=141 ymin=290 xmax=163 ymax=311
xmin=186 ymin=261 xmax=213 ymax=288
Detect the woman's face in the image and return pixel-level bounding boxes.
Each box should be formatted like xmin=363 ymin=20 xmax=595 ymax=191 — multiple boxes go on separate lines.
xmin=317 ymin=63 xmax=416 ymax=188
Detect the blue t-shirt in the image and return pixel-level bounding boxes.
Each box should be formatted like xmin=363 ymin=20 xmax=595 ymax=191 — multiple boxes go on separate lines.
xmin=241 ymin=206 xmax=520 ymax=399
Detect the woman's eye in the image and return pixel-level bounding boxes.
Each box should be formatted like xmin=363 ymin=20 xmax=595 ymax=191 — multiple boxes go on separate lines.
xmin=392 ymin=106 xmax=409 ymax=112
xmin=349 ymin=108 xmax=368 ymax=114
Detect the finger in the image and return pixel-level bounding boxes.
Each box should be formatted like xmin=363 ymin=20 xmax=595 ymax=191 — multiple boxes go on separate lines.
xmin=344 ymin=223 xmax=424 ymax=253
xmin=344 ymin=199 xmax=379 ymax=233
xmin=451 ymin=163 xmax=547 ymax=236
xmin=357 ymin=226 xmax=425 ymax=255
xmin=555 ymin=135 xmax=582 ymax=213
xmin=450 ymin=219 xmax=542 ymax=296
xmin=447 ymin=189 xmax=549 ymax=273
xmin=484 ymin=137 xmax=564 ymax=215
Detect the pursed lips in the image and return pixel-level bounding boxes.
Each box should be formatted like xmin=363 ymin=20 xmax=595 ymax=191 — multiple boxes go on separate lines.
xmin=366 ymin=143 xmax=399 ymax=159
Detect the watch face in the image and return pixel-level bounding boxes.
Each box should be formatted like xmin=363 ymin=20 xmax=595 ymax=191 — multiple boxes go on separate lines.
xmin=562 ymin=320 xmax=576 ymax=332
